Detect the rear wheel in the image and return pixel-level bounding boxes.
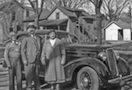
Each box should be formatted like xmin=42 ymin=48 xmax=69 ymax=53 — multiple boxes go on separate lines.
xmin=77 ymin=67 xmax=99 ymax=90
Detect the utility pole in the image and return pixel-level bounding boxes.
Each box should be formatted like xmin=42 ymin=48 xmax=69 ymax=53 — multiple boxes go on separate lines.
xmin=130 ymin=2 xmax=132 ymax=31
xmin=130 ymin=1 xmax=132 ymax=40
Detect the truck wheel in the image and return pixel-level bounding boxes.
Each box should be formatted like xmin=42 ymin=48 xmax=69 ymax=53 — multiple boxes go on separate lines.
xmin=77 ymin=67 xmax=99 ymax=90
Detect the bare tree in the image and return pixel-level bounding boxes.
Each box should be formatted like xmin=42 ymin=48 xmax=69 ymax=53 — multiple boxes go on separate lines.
xmin=27 ymin=0 xmax=45 ymax=29
xmin=125 ymin=6 xmax=132 ymax=19
xmin=0 ymin=13 xmax=11 ymax=41
xmin=52 ymin=0 xmax=87 ymax=9
xmin=89 ymin=0 xmax=103 ymax=45
xmin=0 ymin=0 xmax=25 ymax=42
xmin=0 ymin=0 xmax=11 ymax=4
xmin=102 ymin=0 xmax=130 ymax=22
xmin=12 ymin=0 xmax=45 ymax=29
xmin=43 ymin=0 xmax=55 ymax=10
xmin=126 ymin=5 xmax=132 ymax=29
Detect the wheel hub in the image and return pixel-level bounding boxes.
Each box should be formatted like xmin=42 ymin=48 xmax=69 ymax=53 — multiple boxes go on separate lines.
xmin=80 ymin=72 xmax=91 ymax=89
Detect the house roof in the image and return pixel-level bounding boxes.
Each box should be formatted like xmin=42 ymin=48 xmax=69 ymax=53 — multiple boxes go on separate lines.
xmin=0 ymin=1 xmax=25 ymax=13
xmin=24 ymin=4 xmax=95 ymax=22
xmin=23 ymin=5 xmax=77 ymax=22
xmin=103 ymin=20 xmax=131 ymax=30
xmin=23 ymin=6 xmax=34 ymax=11
xmin=45 ymin=5 xmax=77 ymax=19
xmin=45 ymin=5 xmax=95 ymax=19
xmin=23 ymin=9 xmax=50 ymax=22
xmin=0 ymin=1 xmax=23 ymax=13
xmin=116 ymin=20 xmax=131 ymax=29
xmin=82 ymin=11 xmax=96 ymax=19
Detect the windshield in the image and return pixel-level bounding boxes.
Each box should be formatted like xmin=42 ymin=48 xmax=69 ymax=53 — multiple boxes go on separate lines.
xmin=59 ymin=34 xmax=78 ymax=44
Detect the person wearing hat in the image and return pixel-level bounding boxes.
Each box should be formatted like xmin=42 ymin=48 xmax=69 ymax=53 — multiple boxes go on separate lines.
xmin=21 ymin=23 xmax=41 ymax=90
xmin=4 ymin=31 xmax=22 ymax=90
xmin=41 ymin=30 xmax=66 ymax=90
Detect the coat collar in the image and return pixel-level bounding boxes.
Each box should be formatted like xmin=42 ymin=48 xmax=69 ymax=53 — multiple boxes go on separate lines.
xmin=29 ymin=36 xmax=40 ymax=50
xmin=48 ymin=38 xmax=60 ymax=47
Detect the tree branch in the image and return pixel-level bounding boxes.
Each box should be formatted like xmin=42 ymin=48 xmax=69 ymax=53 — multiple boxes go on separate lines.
xmin=75 ymin=0 xmax=87 ymax=8
xmin=12 ymin=0 xmax=25 ymax=9
xmin=72 ymin=0 xmax=78 ymax=8
xmin=35 ymin=0 xmax=39 ymax=13
xmin=38 ymin=0 xmax=44 ymax=17
xmin=89 ymin=0 xmax=96 ymax=6
xmin=102 ymin=1 xmax=108 ymax=14
xmin=98 ymin=0 xmax=103 ymax=8
xmin=28 ymin=0 xmax=36 ymax=13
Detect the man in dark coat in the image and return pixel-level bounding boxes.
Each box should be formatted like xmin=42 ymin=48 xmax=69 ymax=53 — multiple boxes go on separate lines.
xmin=21 ymin=23 xmax=41 ymax=90
xmin=41 ymin=30 xmax=66 ymax=90
xmin=4 ymin=31 xmax=22 ymax=90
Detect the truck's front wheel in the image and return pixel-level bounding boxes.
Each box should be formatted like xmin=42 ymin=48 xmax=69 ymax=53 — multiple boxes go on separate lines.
xmin=77 ymin=67 xmax=99 ymax=90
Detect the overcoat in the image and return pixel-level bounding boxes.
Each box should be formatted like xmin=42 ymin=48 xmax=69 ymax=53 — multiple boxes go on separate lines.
xmin=21 ymin=35 xmax=41 ymax=89
xmin=41 ymin=38 xmax=66 ymax=83
xmin=21 ymin=36 xmax=41 ymax=64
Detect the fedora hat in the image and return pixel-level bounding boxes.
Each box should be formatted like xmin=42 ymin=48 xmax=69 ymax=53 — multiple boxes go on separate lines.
xmin=9 ymin=31 xmax=16 ymax=37
xmin=48 ymin=29 xmax=56 ymax=34
xmin=27 ymin=23 xmax=36 ymax=30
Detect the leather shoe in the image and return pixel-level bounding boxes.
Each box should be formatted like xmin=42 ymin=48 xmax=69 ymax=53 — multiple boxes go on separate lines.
xmin=56 ymin=84 xmax=60 ymax=90
xmin=51 ymin=85 xmax=54 ymax=90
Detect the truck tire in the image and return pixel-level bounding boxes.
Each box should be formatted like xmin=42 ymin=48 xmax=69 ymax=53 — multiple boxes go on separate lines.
xmin=77 ymin=66 xmax=99 ymax=90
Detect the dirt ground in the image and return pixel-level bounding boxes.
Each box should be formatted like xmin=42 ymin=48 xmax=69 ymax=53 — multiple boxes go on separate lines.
xmin=0 ymin=65 xmax=77 ymax=90
xmin=1 ymin=64 xmax=132 ymax=90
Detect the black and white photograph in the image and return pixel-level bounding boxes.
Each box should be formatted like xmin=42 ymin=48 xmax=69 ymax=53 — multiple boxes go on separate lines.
xmin=0 ymin=0 xmax=132 ymax=90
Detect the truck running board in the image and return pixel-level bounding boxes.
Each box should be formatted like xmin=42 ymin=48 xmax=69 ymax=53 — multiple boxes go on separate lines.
xmin=108 ymin=74 xmax=132 ymax=84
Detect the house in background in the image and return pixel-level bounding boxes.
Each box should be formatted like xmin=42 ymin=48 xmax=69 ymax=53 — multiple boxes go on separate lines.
xmin=24 ymin=4 xmax=96 ymax=42
xmin=0 ymin=1 xmax=38 ymax=44
xmin=0 ymin=1 xmax=25 ymax=43
xmin=23 ymin=8 xmax=50 ymax=30
xmin=103 ymin=20 xmax=131 ymax=41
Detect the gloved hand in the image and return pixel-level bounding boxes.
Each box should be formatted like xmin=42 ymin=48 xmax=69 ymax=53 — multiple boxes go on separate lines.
xmin=23 ymin=60 xmax=28 ymax=66
xmin=8 ymin=65 xmax=12 ymax=69
xmin=41 ymin=59 xmax=46 ymax=65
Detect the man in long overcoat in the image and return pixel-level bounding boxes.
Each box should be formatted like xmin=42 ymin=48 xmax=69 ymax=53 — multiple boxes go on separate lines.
xmin=41 ymin=30 xmax=66 ymax=90
xmin=21 ymin=23 xmax=41 ymax=90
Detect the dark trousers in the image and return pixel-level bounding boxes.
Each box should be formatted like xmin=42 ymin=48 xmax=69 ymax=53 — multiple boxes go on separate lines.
xmin=25 ymin=63 xmax=40 ymax=90
xmin=9 ymin=57 xmax=22 ymax=90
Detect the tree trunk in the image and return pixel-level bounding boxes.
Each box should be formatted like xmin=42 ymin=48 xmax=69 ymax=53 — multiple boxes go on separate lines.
xmin=34 ymin=14 xmax=39 ymax=29
xmin=96 ymin=7 xmax=102 ymax=45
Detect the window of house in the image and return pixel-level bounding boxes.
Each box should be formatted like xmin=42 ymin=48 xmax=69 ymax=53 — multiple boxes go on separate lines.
xmin=56 ymin=12 xmax=60 ymax=19
xmin=12 ymin=12 xmax=16 ymax=21
xmin=26 ymin=10 xmax=29 ymax=17
xmin=17 ymin=25 xmax=21 ymax=31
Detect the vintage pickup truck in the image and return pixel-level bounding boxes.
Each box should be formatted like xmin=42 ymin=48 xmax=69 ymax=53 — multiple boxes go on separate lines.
xmin=16 ymin=30 xmax=132 ymax=90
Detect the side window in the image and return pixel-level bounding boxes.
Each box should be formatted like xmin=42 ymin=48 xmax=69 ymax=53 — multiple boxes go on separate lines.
xmin=12 ymin=12 xmax=16 ymax=21
xmin=26 ymin=10 xmax=29 ymax=17
xmin=56 ymin=12 xmax=60 ymax=19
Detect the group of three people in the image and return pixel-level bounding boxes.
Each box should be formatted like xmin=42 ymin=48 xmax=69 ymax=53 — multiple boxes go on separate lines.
xmin=4 ymin=23 xmax=66 ymax=90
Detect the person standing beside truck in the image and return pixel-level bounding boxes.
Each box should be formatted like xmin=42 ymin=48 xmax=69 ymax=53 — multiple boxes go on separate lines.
xmin=21 ymin=23 xmax=41 ymax=90
xmin=4 ymin=31 xmax=22 ymax=90
xmin=41 ymin=30 xmax=66 ymax=90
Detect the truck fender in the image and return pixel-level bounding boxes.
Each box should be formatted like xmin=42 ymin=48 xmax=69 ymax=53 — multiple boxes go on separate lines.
xmin=117 ymin=57 xmax=130 ymax=76
xmin=64 ymin=57 xmax=109 ymax=82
